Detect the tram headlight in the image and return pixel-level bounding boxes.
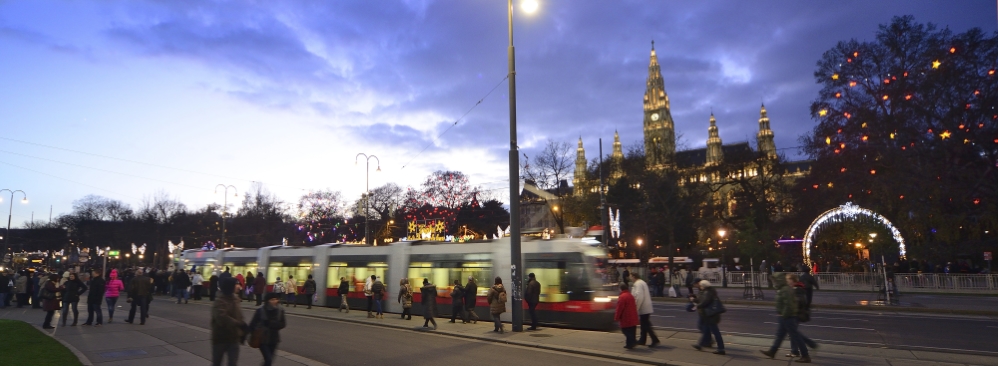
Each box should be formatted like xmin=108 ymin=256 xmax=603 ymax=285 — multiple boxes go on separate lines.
xmin=594 ymin=296 xmax=614 ymax=303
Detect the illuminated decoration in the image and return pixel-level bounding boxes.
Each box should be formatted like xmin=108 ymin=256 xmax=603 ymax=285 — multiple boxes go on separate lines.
xmin=862 ymin=135 xmax=869 ymax=142
xmin=827 ymin=182 xmax=833 ymax=188
xmin=406 ymin=220 xmax=447 ymax=241
xmin=131 ymin=243 xmax=138 ymax=254
xmin=825 ymin=136 xmax=831 ymax=145
xmin=802 ymin=202 xmax=907 ymax=268
xmin=884 ymin=79 xmax=890 ymax=84
xmin=849 ymin=81 xmax=857 ymax=87
xmin=138 ymin=244 xmax=146 ymax=255
xmin=853 ymin=51 xmax=858 ymax=57
xmin=990 ymin=70 xmax=995 ymax=75
xmin=831 ymin=73 xmax=839 ymax=80
xmin=870 ymin=169 xmax=876 ymax=175
xmin=882 ymin=95 xmax=889 ymax=100
xmin=167 ymin=240 xmax=185 ymax=253
xmin=890 ymin=132 xmax=896 ymax=139
xmin=202 ymin=241 xmax=217 ymax=251
xmin=608 ymin=208 xmax=621 ymax=239
xmin=844 ymin=112 xmax=851 ymax=119
xmin=940 ymin=130 xmax=952 ymax=140
xmin=932 ymin=60 xmax=941 ymax=69
xmin=835 ymin=92 xmax=841 ymax=98
xmin=905 ymin=95 xmax=912 ymax=100
xmin=861 ymin=122 xmax=867 ymax=128
xmin=819 ymin=109 xmax=828 ymax=116
xmin=282 ymin=237 xmax=288 ymax=246
xmin=494 ymin=225 xmax=510 ymax=239
xmin=840 ymin=167 xmax=846 ymax=172
xmin=949 ymin=47 xmax=956 ymax=53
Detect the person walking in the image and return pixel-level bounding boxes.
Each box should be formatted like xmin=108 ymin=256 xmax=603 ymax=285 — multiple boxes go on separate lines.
xmin=799 ymin=266 xmax=819 ymax=306
xmin=631 ymin=272 xmax=659 ymax=347
xmin=303 ymin=274 xmax=317 ymax=309
xmin=105 ymin=269 xmax=125 ymax=323
xmin=245 ymin=272 xmax=255 ymax=300
xmin=284 ymin=275 xmax=298 ymax=307
xmin=83 ymin=269 xmax=106 ymax=326
xmin=15 ymin=270 xmax=28 ymax=308
xmin=371 ymin=276 xmax=385 ymax=318
xmin=254 ymin=272 xmax=266 ymax=306
xmin=61 ymin=272 xmax=87 ymax=326
xmin=525 ymin=272 xmax=541 ymax=330
xmin=397 ymin=278 xmax=412 ymax=320
xmin=487 ymin=277 xmax=507 ymax=333
xmin=364 ymin=275 xmax=374 ymax=318
xmin=32 ymin=272 xmax=43 ymax=309
xmin=448 ymin=279 xmax=466 ymax=323
xmin=463 ymin=276 xmax=479 ymax=324
xmin=338 ymin=276 xmax=350 ymax=313
xmin=420 ymin=278 xmax=438 ymax=330
xmin=250 ymin=293 xmax=287 ymax=366
xmin=684 ymin=268 xmax=696 ymax=296
xmin=0 ymin=271 xmax=11 ymax=308
xmin=209 ymin=271 xmax=219 ymax=301
xmin=192 ymin=271 xmax=204 ymax=301
xmin=41 ymin=273 xmax=63 ymax=329
xmin=125 ymin=269 xmax=152 ymax=325
xmin=621 ymin=267 xmax=630 ymax=287
xmin=691 ymin=280 xmax=725 ymax=355
xmin=614 ymin=283 xmax=639 ymax=349
xmin=272 ymin=277 xmax=286 ymax=302
xmin=173 ymin=270 xmax=190 ymax=304
xmin=760 ymin=273 xmax=811 ymax=363
xmin=211 ymin=278 xmax=246 ymax=366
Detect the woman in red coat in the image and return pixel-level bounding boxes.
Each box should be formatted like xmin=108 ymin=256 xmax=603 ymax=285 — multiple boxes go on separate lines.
xmin=614 ymin=283 xmax=639 ymax=349
xmin=41 ymin=274 xmax=64 ymax=329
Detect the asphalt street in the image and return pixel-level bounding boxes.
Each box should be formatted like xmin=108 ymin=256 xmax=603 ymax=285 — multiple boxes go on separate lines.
xmin=649 ymin=301 xmax=998 ymax=355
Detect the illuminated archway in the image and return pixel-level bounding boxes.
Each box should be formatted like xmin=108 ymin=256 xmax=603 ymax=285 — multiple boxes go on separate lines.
xmin=802 ymin=202 xmax=906 ymax=268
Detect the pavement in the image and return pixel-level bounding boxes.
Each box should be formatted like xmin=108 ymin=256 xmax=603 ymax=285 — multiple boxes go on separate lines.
xmin=3 ymin=295 xmax=997 ymax=366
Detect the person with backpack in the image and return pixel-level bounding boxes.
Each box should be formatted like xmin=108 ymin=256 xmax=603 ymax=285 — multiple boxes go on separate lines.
xmin=40 ymin=273 xmax=64 ymax=329
xmin=799 ymin=265 xmax=819 ymax=306
xmin=338 ymin=276 xmax=351 ymax=313
xmin=303 ymin=275 xmax=317 ymax=309
xmin=83 ymin=269 xmax=106 ymax=326
xmin=397 ymin=278 xmax=412 ymax=319
xmin=371 ymin=276 xmax=385 ymax=318
xmin=449 ymin=279 xmax=466 ymax=323
xmin=691 ymin=280 xmax=725 ymax=355
xmin=487 ymin=276 xmax=507 ymax=333
xmin=420 ymin=278 xmax=438 ymax=330
xmin=463 ymin=276 xmax=479 ymax=324
xmin=759 ymin=273 xmax=812 ymax=363
xmin=250 ymin=293 xmax=287 ymax=366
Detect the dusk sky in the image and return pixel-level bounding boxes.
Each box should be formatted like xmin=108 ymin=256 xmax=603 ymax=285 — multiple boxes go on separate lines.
xmin=1 ymin=1 xmax=994 ymax=229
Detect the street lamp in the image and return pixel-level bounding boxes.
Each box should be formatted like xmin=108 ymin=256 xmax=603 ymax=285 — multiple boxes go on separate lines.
xmin=214 ymin=184 xmax=238 ymax=247
xmin=718 ymin=229 xmax=727 ymax=287
xmin=355 ymin=153 xmax=381 ymax=246
xmin=1 ymin=189 xmax=27 ymax=257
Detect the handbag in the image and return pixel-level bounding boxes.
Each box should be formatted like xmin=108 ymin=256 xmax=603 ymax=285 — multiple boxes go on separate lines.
xmin=703 ymin=298 xmax=726 ymax=317
xmin=249 ymin=328 xmax=265 ymax=348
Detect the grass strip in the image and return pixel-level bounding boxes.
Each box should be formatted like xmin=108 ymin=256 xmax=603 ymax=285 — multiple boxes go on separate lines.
xmin=0 ymin=319 xmax=82 ymax=366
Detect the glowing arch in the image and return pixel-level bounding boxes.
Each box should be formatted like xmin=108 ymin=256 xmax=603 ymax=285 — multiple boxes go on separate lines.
xmin=802 ymin=202 xmax=906 ymax=268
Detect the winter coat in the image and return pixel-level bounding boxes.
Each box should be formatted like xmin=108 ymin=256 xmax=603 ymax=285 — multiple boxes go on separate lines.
xmin=450 ymin=284 xmax=464 ymax=305
xmin=250 ymin=304 xmax=286 ymax=345
xmin=371 ymin=280 xmax=384 ymax=299
xmin=304 ymin=279 xmax=317 ymax=295
xmin=105 ymin=271 xmax=125 ymax=298
xmin=397 ymin=284 xmax=413 ymax=308
xmin=338 ymin=280 xmax=349 ymax=297
xmin=525 ymin=279 xmax=541 ymax=305
xmin=420 ymin=284 xmax=437 ymax=319
xmin=614 ymin=289 xmax=639 ymax=328
xmin=192 ymin=274 xmax=204 ymax=286
xmin=87 ymin=277 xmax=106 ymax=304
xmin=62 ymin=278 xmax=87 ymax=303
xmin=284 ymin=279 xmax=298 ymax=295
xmin=173 ymin=272 xmax=192 ymax=288
xmin=800 ymin=272 xmax=819 ymax=290
xmin=211 ymin=294 xmax=246 ymax=345
xmin=463 ymin=280 xmax=478 ymax=308
xmin=695 ymin=286 xmax=721 ymax=325
xmin=42 ymin=281 xmax=63 ymax=312
xmin=15 ymin=275 xmax=28 ymax=294
xmin=129 ymin=274 xmax=152 ymax=297
xmin=631 ymin=279 xmax=653 ymax=315
xmin=254 ymin=275 xmax=267 ymax=295
xmin=773 ymin=274 xmax=797 ymax=318
xmin=487 ymin=284 xmax=506 ymax=314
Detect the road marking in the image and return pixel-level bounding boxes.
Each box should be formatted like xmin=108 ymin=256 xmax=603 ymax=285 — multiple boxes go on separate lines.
xmin=650 ymin=315 xmax=675 ymax=318
xmin=769 ymin=314 xmax=869 ymax=322
xmin=986 ymin=325 xmax=998 ymax=329
xmin=762 ymin=321 xmax=873 ymax=331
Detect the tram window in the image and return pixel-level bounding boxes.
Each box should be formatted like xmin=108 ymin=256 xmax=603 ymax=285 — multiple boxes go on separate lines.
xmin=326 ymin=263 xmax=388 ymax=293
xmin=526 ymin=256 xmax=594 ymax=302
xmin=227 ymin=264 xmax=260 ymax=281
xmin=267 ymin=265 xmax=316 ymax=288
xmin=407 ymin=261 xmax=491 ymax=296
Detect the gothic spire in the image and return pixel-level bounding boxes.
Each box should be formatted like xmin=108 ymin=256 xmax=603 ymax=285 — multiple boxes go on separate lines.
xmin=611 ymin=131 xmax=624 ymax=181
xmin=757 ymin=103 xmax=777 ymax=159
xmin=706 ymin=113 xmax=724 ymax=166
xmin=573 ymin=137 xmax=587 ymax=195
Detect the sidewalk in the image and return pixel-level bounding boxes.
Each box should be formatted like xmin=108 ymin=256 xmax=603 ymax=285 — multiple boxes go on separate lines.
xmin=241 ymin=301 xmax=998 ymax=366
xmin=0 ymin=304 xmax=325 ymax=366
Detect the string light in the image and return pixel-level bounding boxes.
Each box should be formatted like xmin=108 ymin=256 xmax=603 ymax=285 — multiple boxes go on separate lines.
xmin=831 ymin=73 xmax=839 ymax=80
xmin=849 ymin=81 xmax=857 ymax=87
xmin=932 ymin=60 xmax=941 ymax=69
xmin=819 ymin=109 xmax=828 ymax=116
xmin=802 ymin=202 xmax=907 ymax=268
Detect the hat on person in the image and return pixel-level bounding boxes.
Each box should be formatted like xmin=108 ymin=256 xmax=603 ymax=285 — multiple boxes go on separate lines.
xmin=219 ymin=278 xmax=237 ymax=295
xmin=528 ymin=273 xmax=535 ymax=278
xmin=698 ymin=280 xmax=712 ymax=288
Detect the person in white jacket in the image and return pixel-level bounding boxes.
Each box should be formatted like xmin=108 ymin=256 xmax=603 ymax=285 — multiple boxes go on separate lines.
xmin=630 ymin=272 xmax=660 ymax=347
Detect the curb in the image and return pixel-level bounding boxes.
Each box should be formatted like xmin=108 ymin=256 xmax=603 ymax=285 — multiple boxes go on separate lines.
xmin=33 ymin=324 xmax=94 ymax=366
xmin=651 ymin=297 xmax=998 ymax=317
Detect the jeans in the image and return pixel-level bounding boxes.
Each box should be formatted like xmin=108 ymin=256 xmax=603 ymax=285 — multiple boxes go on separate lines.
xmin=106 ymin=297 xmax=119 ymax=319
xmin=127 ymin=295 xmax=149 ymax=323
xmin=491 ymin=312 xmax=502 ymax=331
xmin=339 ymin=294 xmax=349 ymax=311
xmin=638 ymin=314 xmax=659 ymax=344
xmin=527 ymin=301 xmax=538 ymax=328
xmin=176 ymin=288 xmax=188 ymax=303
xmin=697 ymin=318 xmax=724 ymax=350
xmin=61 ymin=300 xmax=79 ymax=324
xmin=192 ymin=285 xmax=203 ymax=300
xmin=211 ymin=342 xmax=239 ymax=366
xmin=286 ymin=293 xmax=296 ymax=306
xmin=375 ymin=298 xmax=383 ymax=315
xmin=768 ymin=316 xmax=809 ymax=357
xmin=0 ymin=293 xmax=6 ymax=308
xmin=260 ymin=343 xmax=278 ymax=366
xmin=621 ymin=326 xmax=637 ymax=347
xmin=85 ymin=301 xmax=103 ymax=325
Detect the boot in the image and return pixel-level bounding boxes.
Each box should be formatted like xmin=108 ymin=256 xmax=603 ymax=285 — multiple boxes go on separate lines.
xmin=71 ymin=320 xmax=77 ymax=326
xmin=367 ymin=311 xmax=374 ymax=318
xmin=797 ymin=356 xmax=812 ymax=363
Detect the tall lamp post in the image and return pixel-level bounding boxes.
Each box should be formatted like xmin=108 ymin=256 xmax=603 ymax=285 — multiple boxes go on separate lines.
xmin=215 ymin=185 xmax=238 ymax=247
xmin=506 ymin=0 xmax=537 ymax=332
xmin=355 ymin=153 xmax=380 ymax=246
xmin=717 ymin=229 xmax=727 ymax=287
xmin=1 ymin=189 xmax=28 ymax=257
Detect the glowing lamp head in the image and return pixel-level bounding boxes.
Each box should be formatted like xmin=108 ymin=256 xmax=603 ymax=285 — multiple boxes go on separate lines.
xmin=717 ymin=229 xmax=726 ymax=238
xmin=521 ymin=0 xmax=538 ymax=13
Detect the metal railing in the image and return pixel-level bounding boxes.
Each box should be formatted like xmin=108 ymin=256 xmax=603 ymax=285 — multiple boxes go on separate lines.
xmin=709 ymin=271 xmax=998 ymax=294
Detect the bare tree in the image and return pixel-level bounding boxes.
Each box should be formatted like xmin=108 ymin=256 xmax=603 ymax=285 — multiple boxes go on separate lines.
xmin=523 ymin=139 xmax=574 ymax=195
xmin=71 ymin=195 xmax=134 ymax=221
xmin=297 ymin=189 xmax=347 ymax=223
xmin=139 ymin=191 xmax=188 ymax=223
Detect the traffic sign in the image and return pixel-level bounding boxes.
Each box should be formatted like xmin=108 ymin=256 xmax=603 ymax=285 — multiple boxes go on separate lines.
xmin=108 ymin=250 xmax=120 ymax=257
xmin=986 ymin=252 xmax=992 ymax=261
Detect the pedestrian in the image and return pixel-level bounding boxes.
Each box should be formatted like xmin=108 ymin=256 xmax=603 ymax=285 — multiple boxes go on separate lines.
xmin=83 ymin=269 xmax=106 ymax=326
xmin=487 ymin=276 xmax=506 ymax=333
xmin=41 ymin=273 xmax=63 ymax=329
xmin=15 ymin=270 xmax=29 ymax=308
xmin=284 ymin=275 xmax=298 ymax=307
xmin=614 ymin=283 xmax=638 ymax=349
xmin=621 ymin=267 xmax=630 ymax=287
xmin=338 ymin=276 xmax=350 ymax=313
xmin=303 ymin=274 xmax=317 ymax=309
xmin=684 ymin=268 xmax=696 ymax=296
xmin=789 ymin=274 xmax=818 ymax=358
xmin=192 ymin=271 xmax=205 ymax=301
xmin=254 ymin=272 xmax=266 ymax=306
xmin=211 ymin=278 xmax=246 ymax=366
xmin=525 ymin=272 xmax=541 ymax=330
xmin=760 ymin=273 xmax=812 ymax=363
xmin=0 ymin=271 xmax=10 ymax=308
xmin=449 ymin=279 xmax=466 ymax=323
xmin=61 ymin=272 xmax=87 ymax=326
xmin=209 ymin=271 xmax=219 ymax=301
xmin=420 ymin=278 xmax=438 ymax=330
xmin=105 ymin=269 xmax=125 ymax=323
xmin=125 ymin=269 xmax=152 ymax=325
xmin=799 ymin=266 xmax=819 ymax=306
xmin=397 ymin=278 xmax=411 ymax=319
xmin=691 ymin=280 xmax=725 ymax=355
xmin=220 ymin=267 xmax=232 ymax=279
xmin=464 ymin=276 xmax=479 ymax=324
xmin=364 ymin=274 xmax=374 ymax=318
xmin=272 ymin=277 xmax=285 ymax=301
xmin=245 ymin=272 xmax=255 ymax=301
xmin=371 ymin=276 xmax=385 ymax=318
xmin=173 ymin=269 xmax=191 ymax=304
xmin=631 ymin=272 xmax=660 ymax=347
xmin=654 ymin=268 xmax=666 ymax=298
xmin=250 ymin=293 xmax=287 ymax=366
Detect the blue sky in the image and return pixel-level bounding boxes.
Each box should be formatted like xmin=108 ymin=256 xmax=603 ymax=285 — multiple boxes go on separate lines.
xmin=1 ymin=0 xmax=994 ymax=227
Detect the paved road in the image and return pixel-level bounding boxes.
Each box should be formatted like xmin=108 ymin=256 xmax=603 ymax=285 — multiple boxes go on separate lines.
xmin=649 ymin=301 xmax=998 ymax=354
xmin=147 ymin=298 xmax=642 ymax=365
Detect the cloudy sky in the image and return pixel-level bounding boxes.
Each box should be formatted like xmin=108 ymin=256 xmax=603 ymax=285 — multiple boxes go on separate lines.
xmin=1 ymin=0 xmax=994 ymax=227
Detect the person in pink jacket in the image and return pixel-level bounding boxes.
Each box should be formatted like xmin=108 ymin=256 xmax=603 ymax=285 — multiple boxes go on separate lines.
xmin=104 ymin=269 xmax=125 ymax=323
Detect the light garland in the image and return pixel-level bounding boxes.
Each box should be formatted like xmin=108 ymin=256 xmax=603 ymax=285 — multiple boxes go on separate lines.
xmin=802 ymin=202 xmax=907 ymax=268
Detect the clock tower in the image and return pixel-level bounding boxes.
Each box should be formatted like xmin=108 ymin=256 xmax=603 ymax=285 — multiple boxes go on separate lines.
xmin=643 ymin=41 xmax=676 ymax=169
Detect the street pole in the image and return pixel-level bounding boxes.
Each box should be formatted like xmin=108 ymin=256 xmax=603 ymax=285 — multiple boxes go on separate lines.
xmin=1 ymin=189 xmax=27 ymax=258
xmin=355 ymin=153 xmax=380 ymax=246
xmin=599 ymin=139 xmax=607 ymax=249
xmin=215 ymin=185 xmax=237 ymax=247
xmin=507 ymin=0 xmax=524 ymax=332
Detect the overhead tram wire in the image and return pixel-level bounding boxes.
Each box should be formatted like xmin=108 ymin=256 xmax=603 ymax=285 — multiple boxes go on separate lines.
xmin=0 ymin=160 xmax=143 ymax=201
xmin=0 ymin=149 xmax=211 ymax=192
xmin=400 ymin=75 xmax=509 ymax=170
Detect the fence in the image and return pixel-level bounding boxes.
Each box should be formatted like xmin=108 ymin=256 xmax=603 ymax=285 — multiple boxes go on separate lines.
xmin=714 ymin=271 xmax=998 ymax=294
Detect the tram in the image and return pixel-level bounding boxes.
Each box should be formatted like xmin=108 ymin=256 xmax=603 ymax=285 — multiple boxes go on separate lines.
xmin=179 ymin=237 xmax=616 ymax=330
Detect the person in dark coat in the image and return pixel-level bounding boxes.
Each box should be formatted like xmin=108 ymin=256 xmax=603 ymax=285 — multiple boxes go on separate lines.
xmin=338 ymin=276 xmax=350 ymax=313
xmin=691 ymin=280 xmax=725 ymax=355
xmin=250 ymin=293 xmax=287 ymax=366
xmin=303 ymin=274 xmax=316 ymax=309
xmin=463 ymin=276 xmax=479 ymax=324
xmin=397 ymin=278 xmax=412 ymax=319
xmin=420 ymin=278 xmax=437 ymax=330
xmin=448 ymin=279 xmax=466 ymax=323
xmin=0 ymin=272 xmax=10 ymax=308
xmin=254 ymin=272 xmax=266 ymax=306
xmin=525 ymin=273 xmax=541 ymax=330
xmin=83 ymin=269 xmax=106 ymax=326
xmin=487 ymin=277 xmax=507 ymax=333
xmin=41 ymin=274 xmax=64 ymax=329
xmin=173 ymin=269 xmax=192 ymax=304
xmin=211 ymin=278 xmax=245 ymax=366
xmin=61 ymin=272 xmax=87 ymax=326
xmin=125 ymin=270 xmax=152 ymax=325
xmin=209 ymin=272 xmax=219 ymax=302
xmin=799 ymin=266 xmax=819 ymax=306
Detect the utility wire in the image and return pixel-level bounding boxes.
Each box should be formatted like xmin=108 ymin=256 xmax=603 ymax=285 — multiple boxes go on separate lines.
xmin=0 ymin=160 xmax=143 ymax=201
xmin=400 ymin=75 xmax=509 ymax=170
xmin=0 ymin=149 xmax=212 ymax=192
